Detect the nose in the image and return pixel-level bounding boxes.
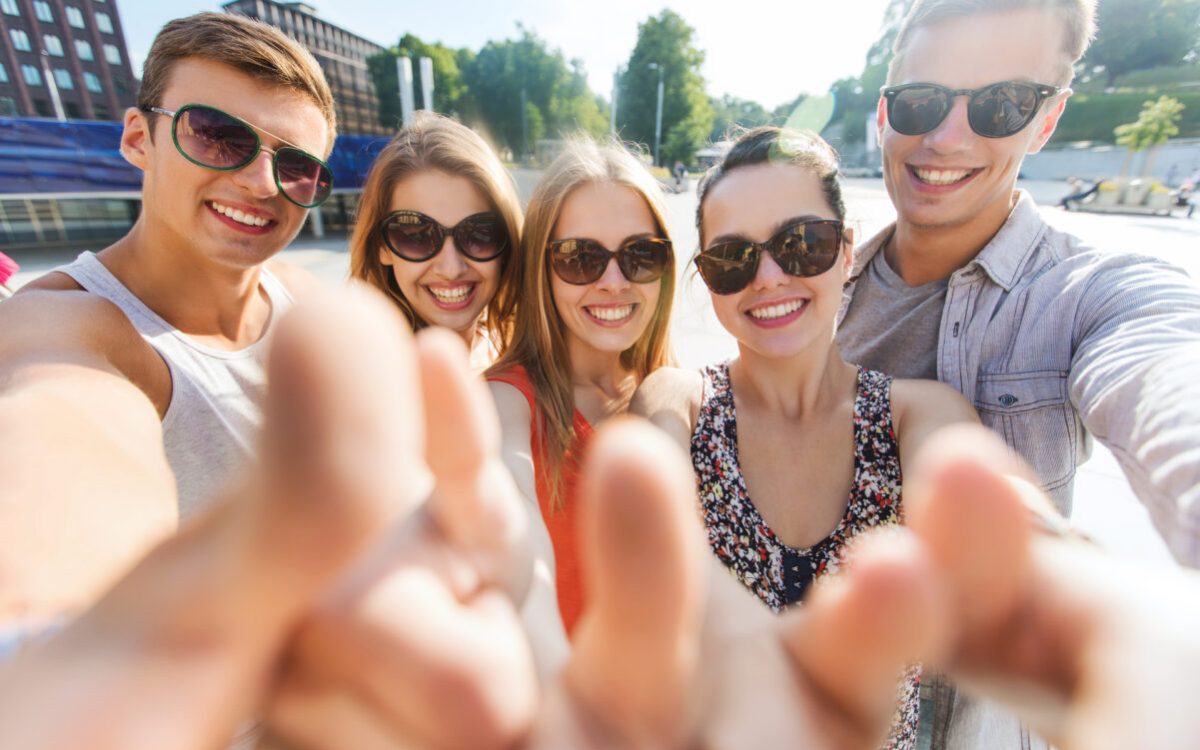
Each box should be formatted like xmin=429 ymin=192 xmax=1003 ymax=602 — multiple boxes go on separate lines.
xmin=923 ymin=95 xmax=973 ymax=153
xmin=231 ymin=149 xmax=280 ymax=200
xmin=430 ymin=235 xmax=469 ymax=278
xmin=593 ymin=254 xmax=631 ymax=292
xmin=750 ymin=248 xmax=790 ymax=290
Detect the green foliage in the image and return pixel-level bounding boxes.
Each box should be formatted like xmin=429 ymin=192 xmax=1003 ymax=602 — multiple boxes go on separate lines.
xmin=709 ymin=95 xmax=772 ymax=141
xmin=1114 ymin=95 xmax=1187 ymax=150
xmin=367 ymin=34 xmax=475 ymax=129
xmin=1083 ymin=0 xmax=1200 ymax=86
xmin=462 ymin=27 xmax=609 ymax=159
xmin=1053 ymin=91 xmax=1200 ymax=142
xmin=617 ymin=10 xmax=714 ymax=165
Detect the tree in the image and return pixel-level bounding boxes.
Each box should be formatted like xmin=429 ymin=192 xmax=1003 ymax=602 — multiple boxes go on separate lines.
xmin=825 ymin=0 xmax=910 ymax=146
xmin=1114 ymin=95 xmax=1186 ymax=175
xmin=367 ymin=34 xmax=475 ymax=129
xmin=709 ymin=95 xmax=772 ymax=141
xmin=617 ymin=10 xmax=714 ymax=166
xmin=1084 ymin=0 xmax=1200 ymax=87
xmin=461 ymin=27 xmax=609 ymax=160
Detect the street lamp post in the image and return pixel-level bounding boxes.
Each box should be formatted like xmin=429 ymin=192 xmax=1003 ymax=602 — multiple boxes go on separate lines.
xmin=648 ymin=63 xmax=664 ymax=167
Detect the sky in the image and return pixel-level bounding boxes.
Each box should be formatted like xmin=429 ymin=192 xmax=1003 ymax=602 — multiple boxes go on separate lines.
xmin=117 ymin=0 xmax=893 ymax=110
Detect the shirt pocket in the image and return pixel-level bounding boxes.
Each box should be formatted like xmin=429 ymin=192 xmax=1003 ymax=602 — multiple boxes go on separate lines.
xmin=973 ymin=371 xmax=1076 ymax=491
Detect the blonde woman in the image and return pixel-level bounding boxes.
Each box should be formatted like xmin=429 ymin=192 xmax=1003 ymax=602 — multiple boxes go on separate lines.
xmin=486 ymin=138 xmax=675 ymax=636
xmin=350 ymin=111 xmax=524 ymax=368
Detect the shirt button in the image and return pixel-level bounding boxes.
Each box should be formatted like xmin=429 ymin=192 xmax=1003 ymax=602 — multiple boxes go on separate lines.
xmin=999 ymin=394 xmax=1018 ymax=406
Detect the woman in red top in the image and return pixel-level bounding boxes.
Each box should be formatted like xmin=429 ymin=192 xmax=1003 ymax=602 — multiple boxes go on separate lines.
xmin=486 ymin=137 xmax=676 ymax=637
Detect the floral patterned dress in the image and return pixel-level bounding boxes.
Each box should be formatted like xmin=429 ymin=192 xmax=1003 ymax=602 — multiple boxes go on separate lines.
xmin=691 ymin=362 xmax=918 ymax=750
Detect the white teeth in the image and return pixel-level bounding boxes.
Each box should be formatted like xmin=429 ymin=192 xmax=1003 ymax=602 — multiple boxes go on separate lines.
xmin=747 ymin=299 xmax=805 ymax=320
xmin=210 ymin=201 xmax=270 ymax=227
xmin=913 ymin=167 xmax=973 ymax=185
xmin=429 ymin=284 xmax=473 ymax=303
xmin=587 ymin=304 xmax=634 ymax=322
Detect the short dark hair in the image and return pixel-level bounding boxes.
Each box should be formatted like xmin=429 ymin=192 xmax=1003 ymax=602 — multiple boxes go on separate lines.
xmin=696 ymin=127 xmax=844 ymax=248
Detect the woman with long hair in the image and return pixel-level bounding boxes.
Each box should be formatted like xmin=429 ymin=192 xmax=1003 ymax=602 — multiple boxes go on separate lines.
xmin=350 ymin=111 xmax=523 ymax=368
xmin=486 ymin=137 xmax=676 ymax=637
xmin=631 ymin=126 xmax=977 ymax=749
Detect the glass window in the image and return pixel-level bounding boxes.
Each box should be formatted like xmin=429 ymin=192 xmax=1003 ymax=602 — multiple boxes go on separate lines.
xmin=93 ymin=104 xmax=110 ymax=119
xmin=53 ymin=68 xmax=73 ymax=89
xmin=0 ymin=63 xmax=7 ymax=83
xmin=103 ymin=44 xmax=120 ymax=65
xmin=0 ymin=97 xmax=17 ymax=116
xmin=10 ymin=29 xmax=31 ymax=52
xmin=22 ymin=64 xmax=42 ymax=86
xmin=95 ymin=11 xmax=112 ymax=33
xmin=33 ymin=0 xmax=52 ymax=21
xmin=84 ymin=71 xmax=101 ymax=92
xmin=43 ymin=34 xmax=64 ymax=56
xmin=75 ymin=39 xmax=93 ymax=60
xmin=66 ymin=6 xmax=84 ymax=28
xmin=0 ymin=0 xmax=19 ymax=16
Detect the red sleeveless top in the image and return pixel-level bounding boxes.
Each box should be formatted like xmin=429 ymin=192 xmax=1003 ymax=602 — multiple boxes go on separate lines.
xmin=487 ymin=364 xmax=592 ymax=636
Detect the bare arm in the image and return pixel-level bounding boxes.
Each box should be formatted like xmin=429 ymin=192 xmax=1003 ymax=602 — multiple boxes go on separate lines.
xmin=0 ymin=293 xmax=176 ymax=623
xmin=891 ymin=378 xmax=979 ymax=481
xmin=487 ymin=380 xmax=570 ymax=679
xmin=628 ymin=367 xmax=703 ymax=453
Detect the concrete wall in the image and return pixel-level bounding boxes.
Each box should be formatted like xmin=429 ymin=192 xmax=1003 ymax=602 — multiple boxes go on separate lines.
xmin=1022 ymin=139 xmax=1200 ymax=184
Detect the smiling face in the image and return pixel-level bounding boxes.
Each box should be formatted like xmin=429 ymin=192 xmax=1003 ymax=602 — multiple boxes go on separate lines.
xmin=880 ymin=9 xmax=1069 ymax=237
xmin=378 ymin=169 xmax=503 ymax=335
xmin=700 ymin=162 xmax=853 ymax=360
xmin=123 ymin=57 xmax=330 ymax=271
xmin=549 ymin=181 xmax=664 ymax=361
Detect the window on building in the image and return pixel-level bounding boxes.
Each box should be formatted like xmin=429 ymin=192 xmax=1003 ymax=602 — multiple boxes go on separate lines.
xmin=0 ymin=63 xmax=7 ymax=83
xmin=43 ymin=34 xmax=64 ymax=56
xmin=75 ymin=39 xmax=93 ymax=60
xmin=34 ymin=0 xmax=53 ymax=21
xmin=95 ymin=11 xmax=112 ymax=33
xmin=0 ymin=0 xmax=19 ymax=16
xmin=103 ymin=44 xmax=120 ymax=65
xmin=66 ymin=6 xmax=84 ymax=28
xmin=65 ymin=101 xmax=81 ymax=117
xmin=53 ymin=68 xmax=73 ymax=89
xmin=33 ymin=98 xmax=52 ymax=116
xmin=84 ymin=71 xmax=101 ymax=92
xmin=93 ymin=104 xmax=110 ymax=119
xmin=10 ymin=29 xmax=31 ymax=51
xmin=0 ymin=97 xmax=17 ymax=116
xmin=22 ymin=64 xmax=42 ymax=86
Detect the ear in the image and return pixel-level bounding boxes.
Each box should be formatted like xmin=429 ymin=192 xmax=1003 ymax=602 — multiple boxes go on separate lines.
xmin=841 ymin=226 xmax=856 ymax=275
xmin=875 ymin=97 xmax=887 ymax=138
xmin=1027 ymin=91 xmax=1071 ymax=156
xmin=120 ymin=107 xmax=152 ymax=172
xmin=378 ymin=245 xmax=393 ymax=268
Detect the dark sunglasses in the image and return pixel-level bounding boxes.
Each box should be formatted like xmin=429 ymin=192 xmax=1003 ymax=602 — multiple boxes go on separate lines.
xmin=880 ymin=80 xmax=1062 ymax=139
xmin=695 ymin=219 xmax=843 ymax=295
xmin=548 ymin=236 xmax=673 ymax=285
xmin=380 ymin=210 xmax=508 ymax=262
xmin=143 ymin=104 xmax=333 ymax=208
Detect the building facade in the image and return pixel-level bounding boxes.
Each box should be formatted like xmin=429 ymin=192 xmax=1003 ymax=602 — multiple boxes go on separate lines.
xmin=221 ymin=0 xmax=389 ymax=135
xmin=0 ymin=0 xmax=135 ymax=119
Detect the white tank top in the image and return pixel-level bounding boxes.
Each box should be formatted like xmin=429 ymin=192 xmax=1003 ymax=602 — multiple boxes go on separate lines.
xmin=56 ymin=252 xmax=294 ymax=519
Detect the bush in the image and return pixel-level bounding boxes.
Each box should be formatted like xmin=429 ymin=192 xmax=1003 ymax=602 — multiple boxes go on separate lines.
xmin=1052 ymin=91 xmax=1200 ymax=143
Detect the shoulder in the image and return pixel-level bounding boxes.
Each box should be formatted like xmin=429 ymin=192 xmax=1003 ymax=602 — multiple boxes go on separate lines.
xmin=487 ymin=379 xmax=533 ymax=428
xmin=630 ymin=366 xmax=703 ymax=451
xmin=17 ymin=269 xmax=85 ymax=293
xmin=265 ymin=259 xmax=323 ymax=301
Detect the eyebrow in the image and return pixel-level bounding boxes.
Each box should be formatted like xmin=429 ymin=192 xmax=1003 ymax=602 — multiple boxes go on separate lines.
xmin=552 ymin=230 xmax=657 ymax=249
xmin=707 ymin=214 xmax=828 ymax=247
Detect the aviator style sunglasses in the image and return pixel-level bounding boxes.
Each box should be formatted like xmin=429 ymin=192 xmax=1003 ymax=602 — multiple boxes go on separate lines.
xmin=880 ymin=80 xmax=1062 ymax=139
xmin=548 ymin=236 xmax=673 ymax=285
xmin=379 ymin=210 xmax=509 ymax=262
xmin=143 ymin=104 xmax=334 ymax=208
xmin=695 ymin=219 xmax=843 ymax=295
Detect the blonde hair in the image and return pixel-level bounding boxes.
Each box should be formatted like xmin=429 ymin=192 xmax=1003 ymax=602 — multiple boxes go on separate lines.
xmin=349 ymin=111 xmax=524 ymax=348
xmin=138 ymin=12 xmax=336 ymax=152
xmin=487 ymin=137 xmax=676 ymax=509
xmin=888 ymin=0 xmax=1097 ymax=86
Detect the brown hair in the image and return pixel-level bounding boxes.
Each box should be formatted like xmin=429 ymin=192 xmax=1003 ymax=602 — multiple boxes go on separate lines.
xmin=487 ymin=137 xmax=676 ymax=509
xmin=888 ymin=0 xmax=1098 ymax=85
xmin=349 ymin=111 xmax=524 ymax=347
xmin=137 ymin=12 xmax=337 ymax=152
xmin=697 ymin=126 xmax=844 ymax=248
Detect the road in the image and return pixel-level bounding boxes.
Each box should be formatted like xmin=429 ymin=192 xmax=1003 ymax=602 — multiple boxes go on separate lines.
xmin=9 ymin=178 xmax=1199 ymax=565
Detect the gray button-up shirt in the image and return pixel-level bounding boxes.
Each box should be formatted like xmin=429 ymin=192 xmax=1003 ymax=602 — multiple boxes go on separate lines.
xmin=839 ymin=191 xmax=1200 ymax=565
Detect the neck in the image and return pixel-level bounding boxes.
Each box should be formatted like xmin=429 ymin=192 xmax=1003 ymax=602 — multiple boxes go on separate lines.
xmin=730 ymin=337 xmax=856 ymax=418
xmin=98 ymin=218 xmax=273 ymax=349
xmin=887 ymin=191 xmax=1017 ymax=286
xmin=567 ymin=336 xmax=632 ymax=397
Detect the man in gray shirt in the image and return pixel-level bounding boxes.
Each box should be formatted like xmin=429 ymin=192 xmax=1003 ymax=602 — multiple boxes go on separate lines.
xmin=837 ymin=0 xmax=1200 ymax=747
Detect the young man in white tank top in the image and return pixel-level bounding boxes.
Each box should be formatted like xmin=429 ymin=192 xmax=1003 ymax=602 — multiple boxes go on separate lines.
xmin=0 ymin=13 xmax=333 ymax=647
